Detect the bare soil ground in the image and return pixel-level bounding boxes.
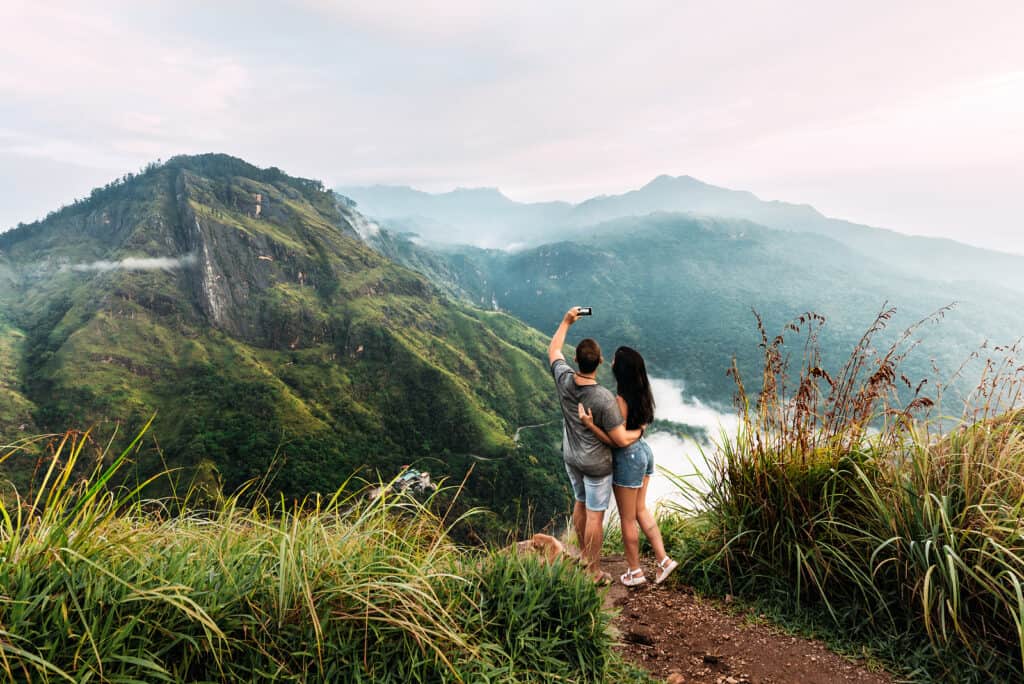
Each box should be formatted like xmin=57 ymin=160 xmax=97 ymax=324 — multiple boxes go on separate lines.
xmin=602 ymin=554 xmax=893 ymax=684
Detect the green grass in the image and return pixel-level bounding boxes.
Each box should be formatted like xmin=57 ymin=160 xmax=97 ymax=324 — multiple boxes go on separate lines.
xmin=0 ymin=426 xmax=649 ymax=683
xmin=659 ymin=309 xmax=1024 ymax=682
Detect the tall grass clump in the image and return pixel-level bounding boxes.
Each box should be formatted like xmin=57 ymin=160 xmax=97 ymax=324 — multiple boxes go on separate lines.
xmin=671 ymin=305 xmax=1024 ymax=682
xmin=0 ymin=424 xmax=638 ymax=683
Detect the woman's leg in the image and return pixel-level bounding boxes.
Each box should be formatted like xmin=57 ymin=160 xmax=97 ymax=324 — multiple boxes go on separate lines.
xmin=613 ymin=485 xmax=641 ymax=570
xmin=635 ymin=476 xmax=669 ymax=562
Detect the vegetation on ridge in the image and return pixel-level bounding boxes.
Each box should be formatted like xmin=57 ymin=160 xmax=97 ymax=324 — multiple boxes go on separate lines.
xmin=0 ymin=429 xmax=650 ymax=683
xmin=660 ymin=307 xmax=1024 ymax=682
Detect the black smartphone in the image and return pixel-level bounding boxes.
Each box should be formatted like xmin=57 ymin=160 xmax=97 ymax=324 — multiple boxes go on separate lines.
xmin=577 ymin=307 xmax=592 ymax=316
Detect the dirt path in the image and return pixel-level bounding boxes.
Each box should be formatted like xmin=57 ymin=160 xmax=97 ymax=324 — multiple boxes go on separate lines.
xmin=602 ymin=554 xmax=892 ymax=684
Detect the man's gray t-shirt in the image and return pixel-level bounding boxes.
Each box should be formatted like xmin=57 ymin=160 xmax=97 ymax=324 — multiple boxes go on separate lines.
xmin=551 ymin=359 xmax=624 ymax=477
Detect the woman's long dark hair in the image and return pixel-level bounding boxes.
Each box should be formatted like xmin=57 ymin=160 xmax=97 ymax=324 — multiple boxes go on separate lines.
xmin=612 ymin=346 xmax=655 ymax=430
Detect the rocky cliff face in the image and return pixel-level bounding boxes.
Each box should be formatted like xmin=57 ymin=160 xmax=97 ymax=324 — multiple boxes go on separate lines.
xmin=173 ymin=170 xmax=278 ymax=342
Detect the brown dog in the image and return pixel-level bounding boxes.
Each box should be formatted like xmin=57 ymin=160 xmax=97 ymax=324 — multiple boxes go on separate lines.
xmin=515 ymin=533 xmax=570 ymax=564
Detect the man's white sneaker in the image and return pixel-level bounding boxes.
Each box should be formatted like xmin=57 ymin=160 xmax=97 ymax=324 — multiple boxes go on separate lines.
xmin=620 ymin=567 xmax=647 ymax=587
xmin=654 ymin=556 xmax=678 ymax=584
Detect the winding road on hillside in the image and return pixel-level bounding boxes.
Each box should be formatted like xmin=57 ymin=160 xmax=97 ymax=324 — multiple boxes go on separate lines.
xmin=513 ymin=420 xmax=558 ymax=444
xmin=467 ymin=421 xmax=560 ymax=462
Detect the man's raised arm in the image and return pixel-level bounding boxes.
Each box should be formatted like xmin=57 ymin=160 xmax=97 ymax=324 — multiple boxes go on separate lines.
xmin=547 ymin=307 xmax=581 ymax=366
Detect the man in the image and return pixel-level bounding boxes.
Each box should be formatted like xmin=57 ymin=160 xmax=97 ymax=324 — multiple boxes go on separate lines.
xmin=547 ymin=306 xmax=643 ymax=582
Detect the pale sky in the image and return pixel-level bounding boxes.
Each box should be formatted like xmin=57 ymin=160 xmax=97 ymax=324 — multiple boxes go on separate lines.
xmin=2 ymin=1 xmax=1022 ymax=253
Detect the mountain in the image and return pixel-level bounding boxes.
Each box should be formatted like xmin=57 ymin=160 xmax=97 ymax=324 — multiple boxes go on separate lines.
xmin=0 ymin=155 xmax=565 ymax=533
xmin=336 ymin=184 xmax=571 ymax=249
xmin=369 ymin=214 xmax=1024 ymax=406
xmin=341 ymin=175 xmax=1024 ymax=293
xmin=570 ymin=175 xmax=1024 ymax=293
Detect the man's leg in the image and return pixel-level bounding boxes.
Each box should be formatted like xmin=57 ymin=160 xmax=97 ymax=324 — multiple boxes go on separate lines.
xmin=583 ymin=508 xmax=605 ymax=573
xmin=582 ymin=472 xmax=613 ymax=576
xmin=573 ymin=500 xmax=587 ymax=552
xmin=565 ymin=464 xmax=589 ymax=554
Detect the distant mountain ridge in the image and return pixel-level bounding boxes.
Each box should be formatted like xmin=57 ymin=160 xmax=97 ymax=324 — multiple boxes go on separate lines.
xmin=339 ymin=175 xmax=1024 ymax=293
xmin=336 ymin=184 xmax=572 ymax=249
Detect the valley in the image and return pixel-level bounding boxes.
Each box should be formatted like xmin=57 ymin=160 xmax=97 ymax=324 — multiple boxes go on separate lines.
xmin=364 ymin=212 xmax=1023 ymax=411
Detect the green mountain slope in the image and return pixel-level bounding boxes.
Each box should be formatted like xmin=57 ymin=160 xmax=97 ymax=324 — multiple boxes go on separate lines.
xmin=0 ymin=155 xmax=565 ymax=531
xmin=370 ymin=214 xmax=1024 ymax=405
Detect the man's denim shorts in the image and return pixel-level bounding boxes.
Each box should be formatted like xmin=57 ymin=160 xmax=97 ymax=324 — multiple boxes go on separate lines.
xmin=612 ymin=439 xmax=655 ymax=488
xmin=564 ymin=462 xmax=613 ymax=512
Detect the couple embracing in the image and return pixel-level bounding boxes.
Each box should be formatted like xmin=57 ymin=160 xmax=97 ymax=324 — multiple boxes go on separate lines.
xmin=547 ymin=306 xmax=678 ymax=587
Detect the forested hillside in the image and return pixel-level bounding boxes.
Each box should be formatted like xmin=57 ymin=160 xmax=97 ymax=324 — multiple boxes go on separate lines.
xmin=0 ymin=155 xmax=565 ymax=533
xmin=369 ymin=214 xmax=1024 ymax=404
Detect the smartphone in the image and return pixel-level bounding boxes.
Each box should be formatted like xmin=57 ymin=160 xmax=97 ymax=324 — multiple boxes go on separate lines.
xmin=577 ymin=307 xmax=592 ymax=316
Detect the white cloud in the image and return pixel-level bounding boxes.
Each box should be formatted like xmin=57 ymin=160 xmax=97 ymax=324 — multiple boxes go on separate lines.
xmin=64 ymin=255 xmax=198 ymax=272
xmin=347 ymin=213 xmax=381 ymax=239
xmin=0 ymin=0 xmax=257 ymax=169
xmin=296 ymin=0 xmax=514 ymax=40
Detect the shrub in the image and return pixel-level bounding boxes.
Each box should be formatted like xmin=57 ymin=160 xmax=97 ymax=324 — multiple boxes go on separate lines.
xmin=0 ymin=426 xmax=638 ymax=683
xmin=671 ymin=306 xmax=1024 ymax=681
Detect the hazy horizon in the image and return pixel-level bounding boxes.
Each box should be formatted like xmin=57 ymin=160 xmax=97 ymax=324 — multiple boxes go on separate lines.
xmin=2 ymin=1 xmax=1022 ymax=254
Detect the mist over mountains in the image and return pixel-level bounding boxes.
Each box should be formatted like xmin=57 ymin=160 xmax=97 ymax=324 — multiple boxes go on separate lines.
xmin=341 ymin=175 xmax=1024 ymax=294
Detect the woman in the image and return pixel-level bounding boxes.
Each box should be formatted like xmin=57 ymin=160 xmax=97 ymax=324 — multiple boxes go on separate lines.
xmin=578 ymin=346 xmax=678 ymax=586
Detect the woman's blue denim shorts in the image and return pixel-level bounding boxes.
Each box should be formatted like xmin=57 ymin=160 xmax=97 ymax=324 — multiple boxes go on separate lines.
xmin=612 ymin=438 xmax=654 ymax=488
